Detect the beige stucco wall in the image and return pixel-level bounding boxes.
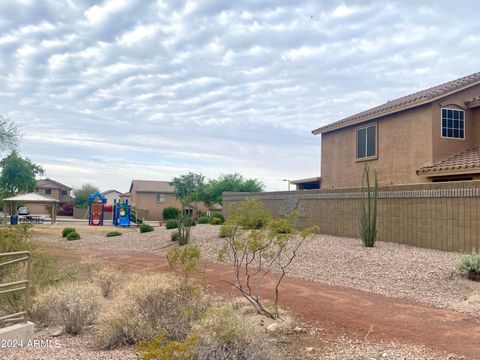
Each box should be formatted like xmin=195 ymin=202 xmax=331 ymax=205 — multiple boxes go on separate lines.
xmin=131 ymin=192 xmax=182 ymax=221
xmin=321 ymin=104 xmax=433 ymax=188
xmin=36 ymin=187 xmax=71 ymax=203
xmin=431 ymin=83 xmax=480 ymax=163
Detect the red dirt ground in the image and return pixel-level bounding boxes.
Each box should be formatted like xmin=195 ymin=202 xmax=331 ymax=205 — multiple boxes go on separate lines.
xmin=51 ymin=247 xmax=480 ymax=359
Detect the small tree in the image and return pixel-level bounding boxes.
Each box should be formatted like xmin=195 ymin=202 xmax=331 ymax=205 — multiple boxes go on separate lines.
xmin=218 ymin=199 xmax=317 ymax=319
xmin=360 ymin=164 xmax=378 ymax=247
xmin=0 ymin=151 xmax=44 ymax=197
xmin=171 ymin=173 xmax=206 ymax=245
xmin=73 ymin=184 xmax=99 ymax=208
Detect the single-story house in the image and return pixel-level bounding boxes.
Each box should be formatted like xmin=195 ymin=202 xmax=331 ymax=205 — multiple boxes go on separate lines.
xmin=101 ymin=189 xmax=123 ymax=204
xmin=312 ymin=72 xmax=480 ymax=188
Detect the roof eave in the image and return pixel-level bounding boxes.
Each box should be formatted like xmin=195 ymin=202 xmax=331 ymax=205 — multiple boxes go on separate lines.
xmin=417 ymin=168 xmax=480 ymax=177
xmin=312 ymin=79 xmax=480 ymax=135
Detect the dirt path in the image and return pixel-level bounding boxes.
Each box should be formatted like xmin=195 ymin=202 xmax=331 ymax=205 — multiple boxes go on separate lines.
xmin=53 ymin=247 xmax=480 ymax=359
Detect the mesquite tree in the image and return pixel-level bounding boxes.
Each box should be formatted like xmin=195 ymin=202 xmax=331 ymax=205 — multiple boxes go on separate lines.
xmin=218 ymin=199 xmax=318 ymax=319
xmin=360 ymin=164 xmax=378 ymax=247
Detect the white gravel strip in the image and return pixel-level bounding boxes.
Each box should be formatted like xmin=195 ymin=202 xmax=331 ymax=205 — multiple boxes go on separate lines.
xmin=1 ymin=327 xmax=136 ymax=360
xmin=35 ymin=224 xmax=480 ymax=315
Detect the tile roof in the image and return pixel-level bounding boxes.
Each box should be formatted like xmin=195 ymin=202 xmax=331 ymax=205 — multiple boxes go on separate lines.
xmin=129 ymin=180 xmax=175 ymax=193
xmin=312 ymin=72 xmax=480 ymax=135
xmin=417 ymin=147 xmax=480 ymax=175
xmin=36 ymin=178 xmax=72 ymax=190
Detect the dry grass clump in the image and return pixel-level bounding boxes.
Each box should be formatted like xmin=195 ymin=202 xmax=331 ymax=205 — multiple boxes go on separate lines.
xmin=32 ymin=282 xmax=101 ymax=335
xmin=94 ymin=267 xmax=125 ymax=298
xmin=192 ymin=305 xmax=276 ymax=360
xmin=95 ymin=274 xmax=206 ymax=349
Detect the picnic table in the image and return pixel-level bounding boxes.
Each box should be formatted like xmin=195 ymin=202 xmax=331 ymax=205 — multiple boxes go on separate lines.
xmin=19 ymin=215 xmax=44 ymax=224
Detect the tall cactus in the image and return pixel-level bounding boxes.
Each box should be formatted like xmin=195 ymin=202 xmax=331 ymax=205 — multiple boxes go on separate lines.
xmin=360 ymin=164 xmax=378 ymax=247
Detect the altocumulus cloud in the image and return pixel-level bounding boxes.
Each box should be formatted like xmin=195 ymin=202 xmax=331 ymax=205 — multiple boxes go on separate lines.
xmin=0 ymin=0 xmax=479 ymax=191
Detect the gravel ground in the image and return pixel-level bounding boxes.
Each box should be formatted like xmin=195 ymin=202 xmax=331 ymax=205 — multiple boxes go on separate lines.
xmin=1 ymin=327 xmax=136 ymax=360
xmin=35 ymin=224 xmax=480 ymax=315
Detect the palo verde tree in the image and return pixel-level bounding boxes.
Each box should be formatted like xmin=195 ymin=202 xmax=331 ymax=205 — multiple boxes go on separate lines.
xmin=360 ymin=164 xmax=378 ymax=247
xmin=171 ymin=172 xmax=206 ymax=244
xmin=218 ymin=199 xmax=318 ymax=319
xmin=73 ymin=184 xmax=99 ymax=208
xmin=0 ymin=151 xmax=44 ymax=197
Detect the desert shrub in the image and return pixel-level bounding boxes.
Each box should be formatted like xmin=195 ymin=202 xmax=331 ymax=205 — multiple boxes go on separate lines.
xmin=66 ymin=231 xmax=80 ymax=240
xmin=0 ymin=225 xmax=84 ymax=314
xmin=192 ymin=306 xmax=275 ymax=360
xmin=210 ymin=218 xmax=222 ymax=225
xmin=171 ymin=231 xmax=180 ymax=242
xmin=219 ymin=225 xmax=233 ymax=238
xmin=198 ymin=216 xmax=210 ymax=224
xmin=33 ymin=282 xmax=100 ymax=335
xmin=62 ymin=227 xmax=76 ymax=238
xmin=218 ymin=203 xmax=317 ymax=319
xmin=183 ymin=218 xmax=196 ymax=227
xmin=95 ymin=268 xmax=123 ymax=298
xmin=228 ymin=199 xmax=270 ymax=229
xmin=210 ymin=212 xmax=224 ymax=224
xmin=459 ymin=250 xmax=480 ymax=280
xmin=137 ymin=331 xmax=197 ymax=360
xmin=166 ymin=219 xmax=180 ymax=230
xmin=163 ymin=207 xmax=180 ymax=220
xmin=95 ymin=274 xmax=206 ymax=349
xmin=167 ymin=245 xmax=201 ymax=283
xmin=140 ymin=223 xmax=154 ymax=233
xmin=106 ymin=231 xmax=122 ymax=237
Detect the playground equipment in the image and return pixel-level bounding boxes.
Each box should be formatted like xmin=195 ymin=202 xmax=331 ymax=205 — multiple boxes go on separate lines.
xmin=113 ymin=199 xmax=131 ymax=227
xmin=88 ymin=192 xmax=106 ymax=226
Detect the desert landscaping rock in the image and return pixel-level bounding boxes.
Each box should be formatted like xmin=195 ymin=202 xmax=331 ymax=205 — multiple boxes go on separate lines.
xmin=36 ymin=224 xmax=480 ymax=315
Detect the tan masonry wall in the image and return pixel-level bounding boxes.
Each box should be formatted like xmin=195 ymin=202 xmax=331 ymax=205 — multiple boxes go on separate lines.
xmin=223 ymin=181 xmax=480 ymax=253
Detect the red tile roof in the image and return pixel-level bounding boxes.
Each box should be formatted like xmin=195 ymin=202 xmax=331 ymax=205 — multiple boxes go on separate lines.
xmin=417 ymin=147 xmax=480 ymax=175
xmin=313 ymin=72 xmax=480 ymax=135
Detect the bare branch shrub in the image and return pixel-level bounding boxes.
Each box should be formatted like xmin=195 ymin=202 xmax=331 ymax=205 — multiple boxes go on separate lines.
xmin=218 ymin=199 xmax=318 ymax=319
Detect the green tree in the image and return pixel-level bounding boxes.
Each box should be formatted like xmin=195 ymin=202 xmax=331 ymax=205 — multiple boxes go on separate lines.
xmin=73 ymin=184 xmax=99 ymax=208
xmin=203 ymin=173 xmax=264 ymax=208
xmin=171 ymin=172 xmax=206 ymax=209
xmin=0 ymin=115 xmax=19 ymax=155
xmin=0 ymin=151 xmax=44 ymax=197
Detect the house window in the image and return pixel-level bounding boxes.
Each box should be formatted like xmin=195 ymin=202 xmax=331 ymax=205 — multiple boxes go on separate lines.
xmin=356 ymin=124 xmax=376 ymax=159
xmin=45 ymin=188 xmax=52 ymax=195
xmin=441 ymin=108 xmax=464 ymax=139
xmin=156 ymin=193 xmax=165 ymax=203
xmin=61 ymin=190 xmax=68 ymax=196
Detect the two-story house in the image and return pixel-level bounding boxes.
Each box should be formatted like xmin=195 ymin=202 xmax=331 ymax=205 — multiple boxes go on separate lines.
xmin=312 ymin=72 xmax=480 ymax=188
xmin=35 ymin=178 xmax=72 ymax=203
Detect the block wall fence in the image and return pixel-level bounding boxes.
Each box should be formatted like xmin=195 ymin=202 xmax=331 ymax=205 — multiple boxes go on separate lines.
xmin=223 ymin=181 xmax=480 ymax=253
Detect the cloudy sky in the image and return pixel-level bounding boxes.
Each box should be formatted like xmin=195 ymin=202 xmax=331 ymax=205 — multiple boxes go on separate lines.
xmin=0 ymin=1 xmax=479 ymax=192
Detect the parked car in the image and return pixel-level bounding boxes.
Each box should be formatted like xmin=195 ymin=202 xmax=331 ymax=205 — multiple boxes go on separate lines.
xmin=17 ymin=207 xmax=30 ymax=215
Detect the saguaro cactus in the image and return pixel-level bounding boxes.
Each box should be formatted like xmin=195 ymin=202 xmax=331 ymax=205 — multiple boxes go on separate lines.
xmin=360 ymin=164 xmax=378 ymax=247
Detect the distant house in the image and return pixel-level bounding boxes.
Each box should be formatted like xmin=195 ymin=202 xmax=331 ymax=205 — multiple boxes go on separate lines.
xmin=35 ymin=178 xmax=72 ymax=203
xmin=290 ymin=177 xmax=321 ymax=190
xmin=129 ymin=180 xmax=182 ymax=221
xmin=101 ymin=189 xmax=123 ymax=204
xmin=22 ymin=178 xmax=72 ymax=215
xmin=312 ymin=72 xmax=480 ymax=188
